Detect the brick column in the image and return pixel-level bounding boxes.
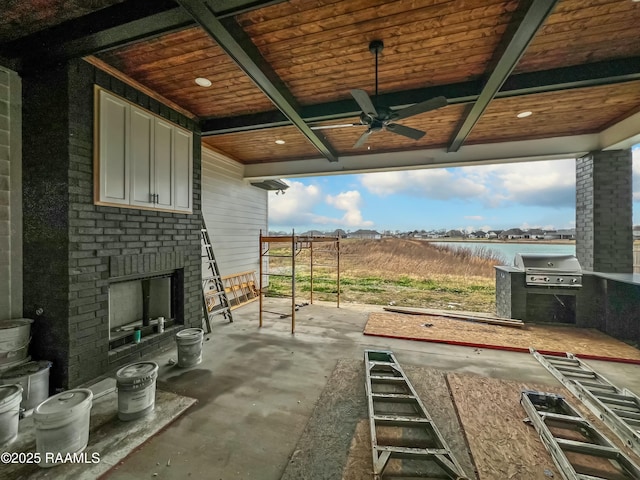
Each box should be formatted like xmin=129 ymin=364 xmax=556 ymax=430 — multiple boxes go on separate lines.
xmin=576 ymin=149 xmax=633 ymax=273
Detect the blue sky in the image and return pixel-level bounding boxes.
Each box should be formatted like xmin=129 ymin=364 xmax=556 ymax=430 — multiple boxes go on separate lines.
xmin=269 ymin=146 xmax=640 ymax=233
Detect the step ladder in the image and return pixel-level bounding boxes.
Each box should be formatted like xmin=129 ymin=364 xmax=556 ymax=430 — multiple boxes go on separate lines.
xmin=520 ymin=389 xmax=640 ymax=480
xmin=531 ymin=348 xmax=640 ymax=457
xmin=364 ymin=350 xmax=469 ymax=479
xmin=201 ymin=221 xmax=233 ymax=332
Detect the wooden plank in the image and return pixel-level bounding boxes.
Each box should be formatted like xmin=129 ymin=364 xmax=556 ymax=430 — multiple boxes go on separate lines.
xmin=382 ymin=306 xmax=524 ymax=328
xmin=364 ymin=312 xmax=640 ymax=363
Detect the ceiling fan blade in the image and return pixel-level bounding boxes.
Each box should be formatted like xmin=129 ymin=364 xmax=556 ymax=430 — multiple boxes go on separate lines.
xmin=393 ymin=96 xmax=447 ymax=121
xmin=310 ymin=123 xmax=362 ymax=130
xmin=351 ymin=89 xmax=378 ymax=118
xmin=353 ymin=129 xmax=372 ymax=148
xmin=386 ymin=123 xmax=426 ymax=140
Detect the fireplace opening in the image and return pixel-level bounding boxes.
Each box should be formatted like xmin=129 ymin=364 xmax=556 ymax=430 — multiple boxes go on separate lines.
xmin=108 ymin=269 xmax=184 ymax=349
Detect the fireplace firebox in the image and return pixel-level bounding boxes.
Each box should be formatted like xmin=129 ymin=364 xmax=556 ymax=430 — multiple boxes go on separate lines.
xmin=108 ymin=269 xmax=184 ymax=349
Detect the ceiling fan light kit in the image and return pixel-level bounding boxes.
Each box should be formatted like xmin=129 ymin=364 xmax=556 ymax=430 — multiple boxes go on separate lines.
xmin=312 ymin=40 xmax=448 ymax=148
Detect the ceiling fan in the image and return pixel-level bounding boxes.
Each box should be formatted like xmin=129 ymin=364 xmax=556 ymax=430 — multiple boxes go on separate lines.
xmin=311 ymin=40 xmax=448 ymax=148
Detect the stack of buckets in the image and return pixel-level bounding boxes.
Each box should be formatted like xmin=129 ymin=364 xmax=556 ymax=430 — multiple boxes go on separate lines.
xmin=0 ymin=318 xmax=40 ymax=447
xmin=0 ymin=318 xmax=95 ymax=468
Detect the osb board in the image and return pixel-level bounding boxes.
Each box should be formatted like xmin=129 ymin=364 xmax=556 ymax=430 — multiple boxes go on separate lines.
xmin=279 ymin=360 xmax=476 ymax=480
xmin=447 ymin=373 xmax=640 ymax=480
xmin=341 ymin=365 xmax=477 ymax=480
xmin=364 ymin=312 xmax=640 ymax=363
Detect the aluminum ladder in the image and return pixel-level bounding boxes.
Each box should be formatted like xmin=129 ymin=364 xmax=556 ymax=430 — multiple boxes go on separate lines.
xmin=531 ymin=348 xmax=640 ymax=457
xmin=201 ymin=220 xmax=233 ymax=332
xmin=364 ymin=350 xmax=469 ymax=479
xmin=521 ymin=389 xmax=640 ymax=480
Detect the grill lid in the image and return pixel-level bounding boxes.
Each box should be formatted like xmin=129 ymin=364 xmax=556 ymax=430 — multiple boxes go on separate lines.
xmin=514 ymin=253 xmax=581 ymax=273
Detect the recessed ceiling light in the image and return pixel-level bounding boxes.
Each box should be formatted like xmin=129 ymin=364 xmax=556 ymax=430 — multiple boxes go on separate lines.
xmin=195 ymin=77 xmax=212 ymax=87
xmin=516 ymin=111 xmax=533 ymax=118
xmin=275 ymin=139 xmax=286 ymax=145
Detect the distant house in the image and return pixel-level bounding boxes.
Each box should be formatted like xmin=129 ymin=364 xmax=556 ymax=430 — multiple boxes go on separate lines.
xmin=333 ymin=229 xmax=347 ymax=238
xmin=487 ymin=230 xmax=502 ymax=239
xmin=499 ymin=228 xmax=525 ymax=239
xmin=634 ymin=226 xmax=640 ymax=240
xmin=445 ymin=229 xmax=464 ymax=238
xmin=349 ymin=229 xmax=381 ymax=239
xmin=545 ymin=229 xmax=576 ymax=240
xmin=523 ymin=228 xmax=545 ymax=240
xmin=469 ymin=230 xmax=488 ymax=239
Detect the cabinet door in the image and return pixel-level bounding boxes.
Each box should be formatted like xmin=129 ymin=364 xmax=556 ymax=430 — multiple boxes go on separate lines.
xmin=129 ymin=106 xmax=155 ymax=207
xmin=97 ymin=90 xmax=129 ymax=205
xmin=173 ymin=127 xmax=193 ymax=213
xmin=154 ymin=118 xmax=174 ymax=209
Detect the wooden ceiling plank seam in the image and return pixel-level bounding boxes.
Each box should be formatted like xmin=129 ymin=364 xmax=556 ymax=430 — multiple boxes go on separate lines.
xmin=539 ymin=0 xmax=639 ymax=26
xmin=242 ymin=0 xmax=511 ymax=48
xmin=176 ymin=0 xmax=339 ymax=162
xmin=524 ymin=22 xmax=640 ymax=50
xmin=247 ymin=0 xmax=515 ymax=57
xmin=516 ymin=47 xmax=640 ymax=74
xmin=271 ymin=42 xmax=500 ymax=81
xmin=84 ymin=55 xmax=198 ymax=120
xmin=257 ymin=26 xmax=511 ymax=77
xmin=447 ymin=0 xmax=560 ymax=153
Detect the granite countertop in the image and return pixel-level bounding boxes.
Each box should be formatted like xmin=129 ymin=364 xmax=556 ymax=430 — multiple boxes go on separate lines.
xmin=585 ymin=271 xmax=640 ymax=286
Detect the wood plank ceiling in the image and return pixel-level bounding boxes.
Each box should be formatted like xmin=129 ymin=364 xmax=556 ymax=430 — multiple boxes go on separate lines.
xmin=1 ymin=0 xmax=640 ymax=166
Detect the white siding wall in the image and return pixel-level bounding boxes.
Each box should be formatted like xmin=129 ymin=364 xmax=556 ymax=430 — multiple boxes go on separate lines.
xmin=0 ymin=67 xmax=22 ymax=321
xmin=201 ymin=147 xmax=267 ymax=279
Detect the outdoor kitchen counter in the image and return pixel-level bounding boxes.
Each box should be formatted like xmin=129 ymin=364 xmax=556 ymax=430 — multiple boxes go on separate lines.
xmin=585 ymin=271 xmax=640 ymax=286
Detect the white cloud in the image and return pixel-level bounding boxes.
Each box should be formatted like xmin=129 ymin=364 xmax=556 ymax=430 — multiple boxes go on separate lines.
xmin=464 ymin=215 xmax=484 ymax=221
xmin=268 ymin=180 xmax=324 ymax=226
xmin=360 ymin=169 xmax=486 ymax=199
xmin=359 ymin=160 xmax=575 ymax=209
xmin=326 ymin=190 xmax=374 ymax=228
xmin=269 ymin=181 xmax=373 ymax=229
xmin=463 ymin=159 xmax=576 ymax=208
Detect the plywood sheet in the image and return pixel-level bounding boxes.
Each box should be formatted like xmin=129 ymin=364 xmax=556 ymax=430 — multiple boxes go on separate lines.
xmin=364 ymin=312 xmax=640 ymax=362
xmin=447 ymin=373 xmax=640 ymax=480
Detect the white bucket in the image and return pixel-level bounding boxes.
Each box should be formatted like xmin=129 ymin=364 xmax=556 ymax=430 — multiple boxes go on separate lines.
xmin=0 ymin=360 xmax=52 ymax=411
xmin=116 ymin=361 xmax=158 ymax=421
xmin=0 ymin=319 xmax=33 ymax=366
xmin=0 ymin=384 xmax=23 ymax=446
xmin=176 ymin=328 xmax=204 ymax=368
xmin=33 ymin=389 xmax=93 ymax=468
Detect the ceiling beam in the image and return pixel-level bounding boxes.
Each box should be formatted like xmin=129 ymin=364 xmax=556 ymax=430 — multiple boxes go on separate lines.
xmin=201 ymin=56 xmax=640 ymax=135
xmin=447 ymin=0 xmax=560 ymax=153
xmin=176 ymin=0 xmax=339 ymax=162
xmin=1 ymin=0 xmax=287 ymax=73
xmin=1 ymin=0 xmax=185 ymax=69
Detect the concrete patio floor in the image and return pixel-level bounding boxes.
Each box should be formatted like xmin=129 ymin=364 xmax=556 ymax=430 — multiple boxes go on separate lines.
xmin=95 ymin=297 xmax=640 ymax=480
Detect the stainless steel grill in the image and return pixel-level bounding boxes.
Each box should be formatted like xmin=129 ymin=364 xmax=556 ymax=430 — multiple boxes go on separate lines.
xmin=514 ymin=253 xmax=582 ymax=288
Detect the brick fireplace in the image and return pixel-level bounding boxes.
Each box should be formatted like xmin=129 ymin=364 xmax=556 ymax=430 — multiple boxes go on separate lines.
xmin=22 ymin=59 xmax=202 ymax=390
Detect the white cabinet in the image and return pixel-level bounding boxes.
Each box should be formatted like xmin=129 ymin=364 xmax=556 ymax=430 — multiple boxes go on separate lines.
xmin=129 ymin=106 xmax=154 ymax=207
xmin=97 ymin=91 xmax=129 ymax=205
xmin=173 ymin=127 xmax=193 ymax=212
xmin=95 ymin=87 xmax=193 ymax=213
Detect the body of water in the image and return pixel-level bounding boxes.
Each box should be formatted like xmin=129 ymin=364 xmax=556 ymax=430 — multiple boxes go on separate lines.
xmin=431 ymin=241 xmax=575 ymax=264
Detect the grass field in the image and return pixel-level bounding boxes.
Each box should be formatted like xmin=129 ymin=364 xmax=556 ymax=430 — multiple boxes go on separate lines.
xmin=265 ymin=238 xmax=506 ymax=314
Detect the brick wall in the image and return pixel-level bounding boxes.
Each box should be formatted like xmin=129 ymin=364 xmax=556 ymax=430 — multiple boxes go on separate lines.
xmin=576 ymin=150 xmax=633 ymax=273
xmin=23 ymin=59 xmax=202 ymax=389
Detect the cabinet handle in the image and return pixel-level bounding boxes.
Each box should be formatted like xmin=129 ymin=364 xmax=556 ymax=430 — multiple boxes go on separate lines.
xmin=150 ymin=193 xmax=155 ymax=203
xmin=155 ymin=194 xmax=159 ymax=203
